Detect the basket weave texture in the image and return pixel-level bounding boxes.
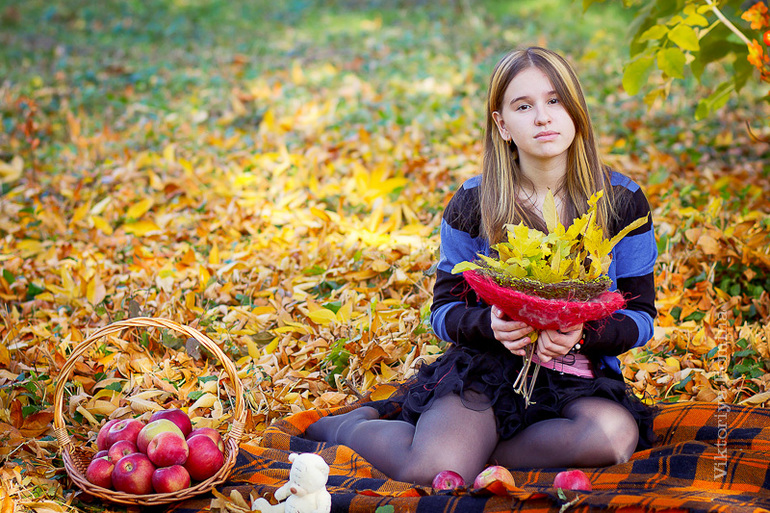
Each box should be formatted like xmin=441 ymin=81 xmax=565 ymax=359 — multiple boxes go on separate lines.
xmin=53 ymin=317 xmax=246 ymax=506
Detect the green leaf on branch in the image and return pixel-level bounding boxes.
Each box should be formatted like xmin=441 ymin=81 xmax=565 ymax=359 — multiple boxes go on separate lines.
xmin=623 ymin=53 xmax=656 ymax=95
xmin=639 ymin=25 xmax=669 ymax=42
xmin=695 ymin=82 xmax=734 ymax=120
xmin=668 ymin=24 xmax=700 ymax=52
xmin=657 ymin=47 xmax=686 ymax=79
xmin=682 ymin=4 xmax=709 ymax=27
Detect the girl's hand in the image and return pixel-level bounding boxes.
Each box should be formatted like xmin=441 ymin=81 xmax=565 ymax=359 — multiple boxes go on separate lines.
xmin=535 ymin=324 xmax=583 ymax=363
xmin=491 ymin=306 xmax=534 ymax=356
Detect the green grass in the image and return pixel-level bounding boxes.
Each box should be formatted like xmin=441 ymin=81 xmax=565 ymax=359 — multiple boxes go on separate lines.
xmin=1 ymin=0 xmax=765 ymax=179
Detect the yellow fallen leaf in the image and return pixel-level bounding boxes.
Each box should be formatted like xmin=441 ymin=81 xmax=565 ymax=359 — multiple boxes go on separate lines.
xmin=131 ymin=390 xmax=170 ymax=402
xmin=163 ymin=143 xmax=176 ymax=162
xmin=90 ymin=215 xmax=113 ymax=235
xmin=307 ymin=308 xmax=337 ymax=325
xmin=19 ymin=502 xmax=67 ymax=513
xmin=739 ymin=391 xmax=770 ymax=406
xmin=87 ymin=274 xmax=106 ymax=305
xmin=664 ymin=357 xmax=681 ymax=372
xmin=370 ymin=384 xmax=398 ymax=401
xmin=245 ymin=338 xmax=260 ymax=359
xmin=123 ymin=220 xmax=161 ymax=236
xmin=128 ymin=397 xmax=164 ymax=413
xmin=0 ymin=155 xmax=22 ymax=183
xmin=189 ymin=392 xmax=217 ymax=414
xmin=126 ymin=198 xmax=154 ymax=220
xmin=75 ymin=405 xmax=99 ymax=426
xmin=209 ymin=243 xmax=220 ymax=265
xmin=71 ymin=203 xmax=90 ymax=225
xmin=87 ymin=399 xmax=118 ymax=416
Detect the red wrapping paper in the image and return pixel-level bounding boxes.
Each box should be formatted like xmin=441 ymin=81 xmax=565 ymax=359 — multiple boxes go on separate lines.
xmin=464 ymin=269 xmax=626 ymax=331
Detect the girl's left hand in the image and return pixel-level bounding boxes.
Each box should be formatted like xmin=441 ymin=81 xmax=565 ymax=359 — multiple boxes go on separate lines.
xmin=535 ymin=324 xmax=583 ymax=363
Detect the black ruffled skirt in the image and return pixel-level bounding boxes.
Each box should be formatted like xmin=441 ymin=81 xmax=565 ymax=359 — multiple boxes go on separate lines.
xmin=399 ymin=346 xmax=657 ymax=450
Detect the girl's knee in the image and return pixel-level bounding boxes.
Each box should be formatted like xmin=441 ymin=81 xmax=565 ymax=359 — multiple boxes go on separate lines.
xmin=395 ymin=453 xmax=486 ymax=487
xmin=595 ymin=410 xmax=639 ymax=464
xmin=566 ymin=398 xmax=639 ymax=465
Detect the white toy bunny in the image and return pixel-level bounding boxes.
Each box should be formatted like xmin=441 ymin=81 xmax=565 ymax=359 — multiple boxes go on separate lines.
xmin=252 ymin=452 xmax=331 ymax=513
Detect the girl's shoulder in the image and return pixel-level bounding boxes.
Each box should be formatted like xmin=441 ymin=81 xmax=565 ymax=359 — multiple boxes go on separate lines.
xmin=443 ymin=175 xmax=483 ymax=237
xmin=606 ymin=169 xmax=653 ymax=236
xmin=608 ymin=169 xmax=641 ymax=193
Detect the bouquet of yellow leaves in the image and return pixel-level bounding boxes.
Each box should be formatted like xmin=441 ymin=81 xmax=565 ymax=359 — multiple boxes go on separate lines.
xmin=453 ymin=190 xmax=648 ymax=405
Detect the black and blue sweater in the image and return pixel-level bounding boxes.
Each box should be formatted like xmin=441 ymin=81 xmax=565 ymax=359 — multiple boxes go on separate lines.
xmin=430 ymin=172 xmax=657 ymax=376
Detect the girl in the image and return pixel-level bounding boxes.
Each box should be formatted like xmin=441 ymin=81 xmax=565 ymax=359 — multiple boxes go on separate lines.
xmin=307 ymin=47 xmax=657 ymax=487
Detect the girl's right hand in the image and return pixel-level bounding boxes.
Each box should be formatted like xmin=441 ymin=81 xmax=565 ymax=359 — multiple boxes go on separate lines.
xmin=490 ymin=306 xmax=534 ymax=356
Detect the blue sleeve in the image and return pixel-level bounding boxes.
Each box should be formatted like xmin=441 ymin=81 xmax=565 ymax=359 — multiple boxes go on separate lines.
xmin=429 ymin=177 xmax=503 ymax=352
xmin=586 ymin=173 xmax=658 ymax=374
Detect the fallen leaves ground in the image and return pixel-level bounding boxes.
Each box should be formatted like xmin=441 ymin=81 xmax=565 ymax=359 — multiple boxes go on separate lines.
xmin=1 ymin=1 xmax=769 ymax=511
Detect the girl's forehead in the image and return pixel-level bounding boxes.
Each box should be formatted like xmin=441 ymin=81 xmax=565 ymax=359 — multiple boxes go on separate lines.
xmin=505 ymin=67 xmax=555 ymax=98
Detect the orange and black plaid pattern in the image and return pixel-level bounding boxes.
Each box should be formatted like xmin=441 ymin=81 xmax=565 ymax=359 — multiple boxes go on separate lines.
xmin=171 ymin=383 xmax=770 ymax=513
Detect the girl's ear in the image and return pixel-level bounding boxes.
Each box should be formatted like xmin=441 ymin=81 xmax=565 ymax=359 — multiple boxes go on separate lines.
xmin=491 ymin=111 xmax=509 ymax=141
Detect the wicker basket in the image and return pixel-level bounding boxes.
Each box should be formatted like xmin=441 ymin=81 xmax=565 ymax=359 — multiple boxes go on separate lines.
xmin=53 ymin=317 xmax=246 ymax=506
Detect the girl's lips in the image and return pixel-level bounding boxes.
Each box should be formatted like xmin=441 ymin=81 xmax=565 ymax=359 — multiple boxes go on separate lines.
xmin=535 ymin=131 xmax=559 ymax=139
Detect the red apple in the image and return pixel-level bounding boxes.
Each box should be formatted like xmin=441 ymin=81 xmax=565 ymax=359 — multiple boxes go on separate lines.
xmin=105 ymin=419 xmax=145 ymax=449
xmin=108 ymin=440 xmax=138 ymax=463
xmin=112 ymin=453 xmax=156 ymax=494
xmin=86 ymin=455 xmax=114 ymax=489
xmin=96 ymin=419 xmax=121 ymax=450
xmin=473 ymin=465 xmax=516 ymax=494
xmin=136 ymin=419 xmax=185 ymax=454
xmin=150 ymin=408 xmax=193 ymax=438
xmin=147 ymin=431 xmax=189 ymax=467
xmin=187 ymin=427 xmax=224 ymax=452
xmin=152 ymin=465 xmax=191 ymax=493
xmin=184 ymin=434 xmax=224 ymax=481
xmin=553 ymin=469 xmax=592 ymax=491
xmin=431 ymin=470 xmax=465 ymax=490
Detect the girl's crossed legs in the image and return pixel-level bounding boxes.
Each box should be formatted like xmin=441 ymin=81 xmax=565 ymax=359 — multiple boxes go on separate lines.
xmin=306 ymin=393 xmax=639 ymax=486
xmin=307 ymin=391 xmax=499 ymax=486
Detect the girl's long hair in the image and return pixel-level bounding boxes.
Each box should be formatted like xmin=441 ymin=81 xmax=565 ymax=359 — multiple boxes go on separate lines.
xmin=480 ymin=47 xmax=617 ymax=244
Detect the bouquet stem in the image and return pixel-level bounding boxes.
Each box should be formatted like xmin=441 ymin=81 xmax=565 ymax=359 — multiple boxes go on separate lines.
xmin=512 ymin=332 xmax=541 ymax=408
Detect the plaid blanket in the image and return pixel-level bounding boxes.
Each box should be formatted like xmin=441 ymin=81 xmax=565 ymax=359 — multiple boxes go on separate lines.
xmin=170 ymin=383 xmax=770 ymax=513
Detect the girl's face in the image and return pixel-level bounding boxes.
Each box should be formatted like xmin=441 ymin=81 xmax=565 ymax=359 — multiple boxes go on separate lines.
xmin=492 ymin=66 xmax=576 ymax=170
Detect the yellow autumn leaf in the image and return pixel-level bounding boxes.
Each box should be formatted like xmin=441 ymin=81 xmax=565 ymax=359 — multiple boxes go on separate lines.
xmin=0 ymin=155 xmax=23 ymax=183
xmin=123 ymin=220 xmax=161 ymax=236
xmin=307 ymin=308 xmax=337 ymax=325
xmin=126 ymin=198 xmax=154 ymax=220
xmin=60 ymin=267 xmax=76 ymax=298
xmin=664 ymin=357 xmax=681 ymax=372
xmin=90 ymin=215 xmax=114 ymax=235
xmin=337 ymin=301 xmax=354 ymax=323
xmin=163 ymin=143 xmax=176 ymax=162
xmin=189 ymin=392 xmax=218 ymax=413
xmin=245 ymin=338 xmax=260 ymax=359
xmin=71 ymin=203 xmax=90 ymax=225
xmin=209 ymin=243 xmax=220 ymax=264
xmin=542 ymin=189 xmax=559 ymax=234
xmin=128 ymin=397 xmax=163 ymax=413
xmin=86 ymin=274 xmax=106 ymax=305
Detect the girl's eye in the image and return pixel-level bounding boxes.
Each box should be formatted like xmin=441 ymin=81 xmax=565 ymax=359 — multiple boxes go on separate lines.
xmin=516 ymin=104 xmax=531 ymax=111
xmin=548 ymin=97 xmax=560 ymax=104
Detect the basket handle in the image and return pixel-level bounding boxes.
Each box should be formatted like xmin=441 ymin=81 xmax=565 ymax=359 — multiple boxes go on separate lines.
xmin=53 ymin=317 xmax=246 ymax=454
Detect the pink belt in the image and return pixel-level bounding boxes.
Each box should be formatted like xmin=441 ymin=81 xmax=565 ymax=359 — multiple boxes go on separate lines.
xmin=531 ymin=352 xmax=595 ymax=378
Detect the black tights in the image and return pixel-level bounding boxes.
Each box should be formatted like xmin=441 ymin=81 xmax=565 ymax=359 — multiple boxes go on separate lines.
xmin=306 ymin=393 xmax=639 ymax=486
